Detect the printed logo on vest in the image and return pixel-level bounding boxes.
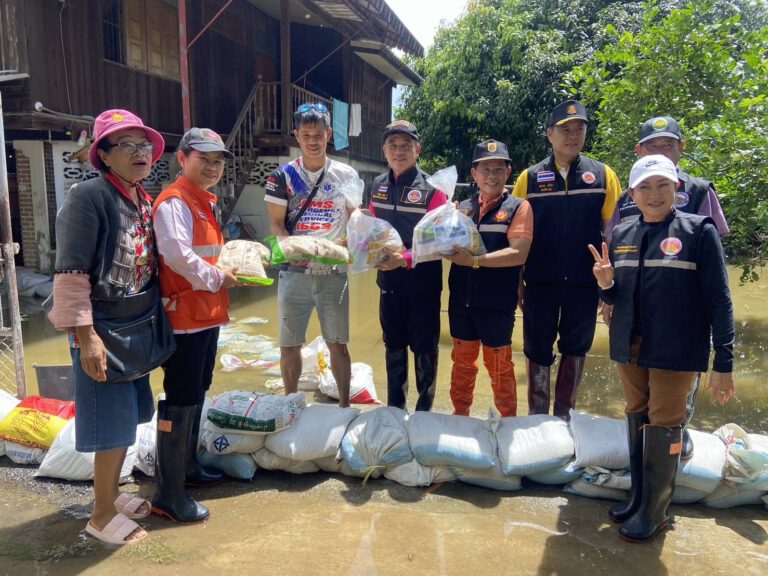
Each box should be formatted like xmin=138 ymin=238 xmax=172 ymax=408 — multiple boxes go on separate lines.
xmin=494 ymin=209 xmax=509 ymax=222
xmin=402 ymin=187 xmax=427 ymax=205
xmin=674 ymin=191 xmax=690 ymax=207
xmin=537 ymin=171 xmax=555 ymax=183
xmin=660 ymin=237 xmax=683 ymax=256
xmin=582 ymin=171 xmax=596 ymax=184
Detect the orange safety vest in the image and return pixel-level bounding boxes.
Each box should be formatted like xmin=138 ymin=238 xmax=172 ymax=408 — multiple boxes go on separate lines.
xmin=153 ymin=175 xmax=229 ymax=332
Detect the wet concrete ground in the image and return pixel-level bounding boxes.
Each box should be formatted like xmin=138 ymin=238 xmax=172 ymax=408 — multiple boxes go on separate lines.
xmin=2 ymin=268 xmax=767 ymax=574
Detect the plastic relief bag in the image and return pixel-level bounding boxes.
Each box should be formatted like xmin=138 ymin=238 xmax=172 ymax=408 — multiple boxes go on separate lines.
xmin=346 ymin=210 xmax=404 ymax=274
xmin=218 ymin=240 xmax=273 ymax=286
xmin=264 ymin=235 xmax=350 ymax=266
xmin=411 ymin=166 xmax=484 ymax=265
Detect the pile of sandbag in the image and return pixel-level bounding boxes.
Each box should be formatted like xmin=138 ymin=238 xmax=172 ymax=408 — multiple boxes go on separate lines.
xmin=3 ymin=385 xmax=767 ymax=511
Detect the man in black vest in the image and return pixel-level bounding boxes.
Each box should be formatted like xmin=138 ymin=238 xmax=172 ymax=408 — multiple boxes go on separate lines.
xmin=447 ymin=140 xmax=532 ymax=416
xmin=512 ymin=100 xmax=622 ymax=420
xmin=604 ymin=115 xmax=730 ymax=459
xmin=368 ymin=120 xmax=448 ymax=411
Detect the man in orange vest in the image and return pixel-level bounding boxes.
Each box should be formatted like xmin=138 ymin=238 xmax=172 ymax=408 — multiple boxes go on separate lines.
xmin=152 ymin=128 xmax=240 ymax=523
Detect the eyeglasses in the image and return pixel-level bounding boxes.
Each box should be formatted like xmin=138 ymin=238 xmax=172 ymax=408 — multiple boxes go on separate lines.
xmin=385 ymin=143 xmax=415 ymax=153
xmin=108 ymin=141 xmax=154 ymax=155
xmin=476 ymin=166 xmax=508 ymax=177
xmin=297 ymin=103 xmax=329 ymax=114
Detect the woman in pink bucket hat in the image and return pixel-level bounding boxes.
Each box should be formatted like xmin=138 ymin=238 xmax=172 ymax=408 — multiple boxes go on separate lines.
xmin=47 ymin=109 xmax=169 ymax=545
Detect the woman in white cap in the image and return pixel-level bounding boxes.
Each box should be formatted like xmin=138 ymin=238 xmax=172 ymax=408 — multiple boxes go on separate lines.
xmin=48 ymin=109 xmax=167 ymax=545
xmin=589 ymin=154 xmax=735 ymax=542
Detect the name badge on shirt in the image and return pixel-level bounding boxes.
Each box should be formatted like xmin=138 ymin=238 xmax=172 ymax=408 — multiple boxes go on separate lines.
xmin=372 ymin=184 xmax=389 ymax=201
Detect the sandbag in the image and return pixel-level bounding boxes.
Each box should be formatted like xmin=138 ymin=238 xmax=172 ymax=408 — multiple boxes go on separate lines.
xmin=384 ymin=459 xmax=456 ymax=487
xmin=314 ymin=454 xmax=368 ymax=479
xmin=407 ymin=412 xmax=496 ymax=470
xmin=581 ymin=466 xmax=632 ymax=491
xmin=251 ymin=448 xmax=320 ymax=474
xmin=339 ymin=407 xmax=412 ymax=474
xmin=198 ymin=451 xmax=257 ymax=481
xmin=676 ymin=430 xmax=726 ymax=493
xmin=4 ymin=441 xmax=46 ymax=465
xmin=672 ymin=484 xmax=712 ymax=505
xmin=713 ymin=424 xmax=768 ymax=487
xmin=564 ymin=477 xmax=628 ymax=501
xmin=701 ymin=483 xmax=767 ymax=509
xmin=35 ymin=419 xmax=135 ymax=481
xmin=218 ymin=240 xmax=273 ymax=286
xmin=265 ymin=404 xmax=359 ymax=461
xmin=497 ymin=415 xmax=574 ymax=476
xmin=526 ymin=460 xmax=584 ymax=485
xmin=200 ymin=422 xmax=266 ymax=455
xmin=207 ymin=391 xmax=306 ymax=434
xmin=133 ymin=416 xmax=157 ymax=477
xmin=0 ymin=395 xmax=75 ymax=449
xmin=452 ymin=462 xmax=522 ymax=492
xmin=569 ymin=411 xmax=628 ymax=470
xmin=0 ymin=390 xmax=20 ymax=458
xmin=318 ymin=362 xmax=380 ymax=405
xmin=346 ymin=210 xmax=404 ymax=274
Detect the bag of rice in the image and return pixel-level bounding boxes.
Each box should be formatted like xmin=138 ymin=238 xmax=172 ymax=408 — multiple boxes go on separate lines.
xmin=218 ymin=240 xmax=273 ymax=286
xmin=346 ymin=210 xmax=404 ymax=274
xmin=206 ymin=391 xmax=306 ymax=434
xmin=265 ymin=235 xmax=350 ymax=266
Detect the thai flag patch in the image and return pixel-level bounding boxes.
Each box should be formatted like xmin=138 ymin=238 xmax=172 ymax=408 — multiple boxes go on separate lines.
xmin=537 ymin=171 xmax=555 ymax=183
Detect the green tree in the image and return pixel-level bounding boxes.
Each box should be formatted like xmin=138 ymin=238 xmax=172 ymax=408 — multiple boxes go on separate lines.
xmin=567 ymin=0 xmax=768 ymax=278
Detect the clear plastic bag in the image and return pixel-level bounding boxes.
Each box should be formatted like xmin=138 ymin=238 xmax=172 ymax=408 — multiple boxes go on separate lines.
xmin=218 ymin=240 xmax=274 ymax=286
xmin=346 ymin=210 xmax=405 ymax=274
xmin=264 ymin=235 xmax=350 ymax=266
xmin=336 ymin=171 xmax=365 ymax=208
xmin=411 ymin=166 xmax=485 ymax=264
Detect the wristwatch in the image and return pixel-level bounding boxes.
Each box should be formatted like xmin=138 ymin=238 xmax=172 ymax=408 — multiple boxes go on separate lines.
xmin=472 ymin=256 xmax=480 ymax=270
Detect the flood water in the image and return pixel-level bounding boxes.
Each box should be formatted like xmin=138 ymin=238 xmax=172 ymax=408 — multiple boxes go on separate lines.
xmin=2 ymin=266 xmax=767 ymax=575
xmin=16 ymin=267 xmax=768 ymax=434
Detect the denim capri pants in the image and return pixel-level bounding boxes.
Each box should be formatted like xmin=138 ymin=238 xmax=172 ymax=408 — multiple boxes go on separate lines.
xmin=71 ymin=347 xmax=155 ymax=453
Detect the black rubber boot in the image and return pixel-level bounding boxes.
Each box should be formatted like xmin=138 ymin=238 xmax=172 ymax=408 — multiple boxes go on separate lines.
xmin=610 ymin=412 xmax=649 ymax=523
xmin=151 ymin=401 xmax=210 ymax=523
xmin=681 ymin=374 xmax=701 ymax=461
xmin=385 ymin=349 xmax=409 ymax=410
xmin=526 ymin=360 xmax=551 ymax=415
xmin=619 ymin=426 xmax=682 ymax=543
xmin=414 ymin=351 xmax=438 ymax=412
xmin=185 ymin=403 xmax=224 ymax=487
xmin=553 ymin=355 xmax=586 ymax=421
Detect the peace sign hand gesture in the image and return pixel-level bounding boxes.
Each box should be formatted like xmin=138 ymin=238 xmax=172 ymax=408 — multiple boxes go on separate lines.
xmin=588 ymin=242 xmax=614 ymax=289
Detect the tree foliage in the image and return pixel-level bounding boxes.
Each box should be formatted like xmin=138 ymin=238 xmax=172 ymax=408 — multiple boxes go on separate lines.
xmin=399 ymin=0 xmax=768 ymax=275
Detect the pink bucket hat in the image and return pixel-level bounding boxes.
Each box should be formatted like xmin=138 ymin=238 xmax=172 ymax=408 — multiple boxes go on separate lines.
xmin=89 ymin=109 xmax=165 ymax=171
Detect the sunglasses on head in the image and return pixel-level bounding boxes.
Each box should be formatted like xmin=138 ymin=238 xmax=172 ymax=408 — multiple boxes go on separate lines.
xmin=297 ymin=103 xmax=329 ymax=114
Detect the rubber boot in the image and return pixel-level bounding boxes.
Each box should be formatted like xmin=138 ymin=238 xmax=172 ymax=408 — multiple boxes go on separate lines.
xmin=151 ymin=401 xmax=210 ymax=523
xmin=450 ymin=339 xmax=480 ymax=416
xmin=526 ymin=360 xmax=551 ymax=415
xmin=185 ymin=402 xmax=224 ymax=487
xmin=619 ymin=426 xmax=682 ymax=543
xmin=609 ymin=412 xmax=649 ymax=523
xmin=553 ymin=355 xmax=586 ymax=421
xmin=414 ymin=351 xmax=438 ymax=412
xmin=681 ymin=374 xmax=701 ymax=461
xmin=483 ymin=345 xmax=517 ymax=417
xmin=385 ymin=349 xmax=409 ymax=410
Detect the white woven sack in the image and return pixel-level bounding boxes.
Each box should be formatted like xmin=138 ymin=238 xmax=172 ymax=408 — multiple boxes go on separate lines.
xmin=339 ymin=407 xmax=412 ymax=473
xmin=570 ymin=411 xmax=629 ymax=469
xmin=497 ymin=414 xmax=574 ymax=475
xmin=207 ymin=391 xmax=306 ymax=434
xmin=265 ymin=404 xmax=359 ymax=461
xmin=407 ymin=412 xmax=496 ymax=470
xmin=676 ymin=430 xmax=726 ymax=493
xmin=384 ymin=459 xmax=456 ymax=487
xmin=201 ymin=422 xmax=266 ymax=455
xmin=251 ymin=448 xmax=320 ymax=474
xmin=564 ymin=477 xmax=627 ymax=501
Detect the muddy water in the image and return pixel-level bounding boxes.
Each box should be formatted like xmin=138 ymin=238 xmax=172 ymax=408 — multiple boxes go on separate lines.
xmin=17 ymin=267 xmax=768 ymax=433
xmin=2 ymin=267 xmax=767 ymax=575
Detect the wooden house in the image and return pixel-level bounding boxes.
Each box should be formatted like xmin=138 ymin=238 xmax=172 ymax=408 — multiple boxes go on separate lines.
xmin=0 ymin=0 xmax=422 ymax=272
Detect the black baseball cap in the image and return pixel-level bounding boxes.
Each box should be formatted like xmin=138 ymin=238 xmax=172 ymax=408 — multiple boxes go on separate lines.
xmin=548 ymin=100 xmax=588 ymax=127
xmin=472 ymin=139 xmax=511 ymax=164
xmin=382 ymin=120 xmax=419 ymax=142
xmin=638 ymin=116 xmax=682 ymax=144
xmin=179 ymin=127 xmax=234 ymax=159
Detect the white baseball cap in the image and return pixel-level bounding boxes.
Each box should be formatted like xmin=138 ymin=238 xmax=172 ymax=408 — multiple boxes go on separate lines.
xmin=629 ymin=154 xmax=679 ymax=188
